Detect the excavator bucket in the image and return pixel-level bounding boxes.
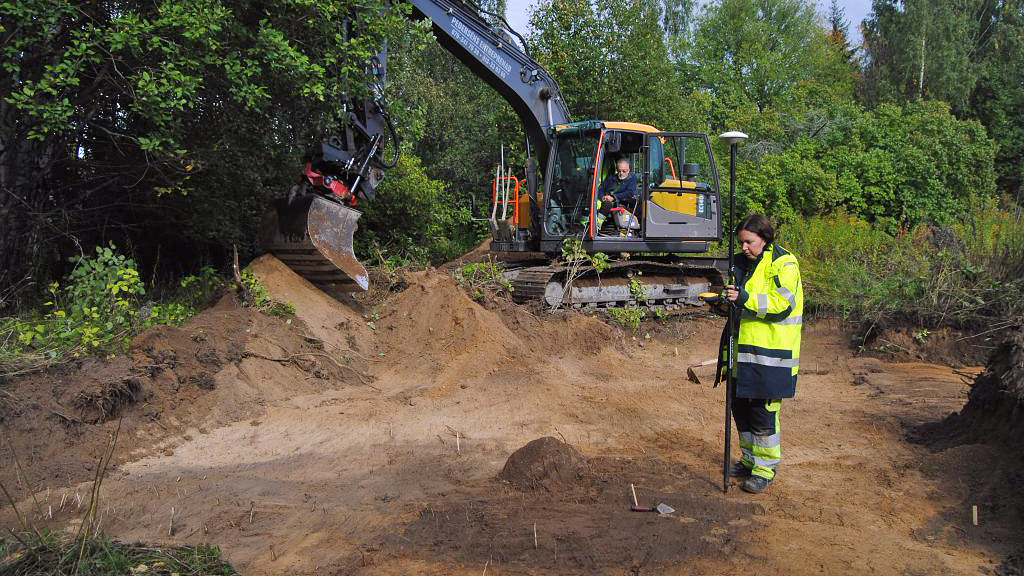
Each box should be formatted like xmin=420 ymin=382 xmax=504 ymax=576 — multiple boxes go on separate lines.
xmin=261 ymin=195 xmax=369 ymax=291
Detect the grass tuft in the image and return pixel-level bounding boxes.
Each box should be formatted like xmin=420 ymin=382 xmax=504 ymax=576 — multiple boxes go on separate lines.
xmin=0 ymin=533 xmax=239 ymax=576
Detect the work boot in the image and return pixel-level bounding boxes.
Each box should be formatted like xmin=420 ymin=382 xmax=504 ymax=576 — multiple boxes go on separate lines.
xmin=729 ymin=462 xmax=752 ymax=478
xmin=741 ymin=475 xmax=773 ymax=494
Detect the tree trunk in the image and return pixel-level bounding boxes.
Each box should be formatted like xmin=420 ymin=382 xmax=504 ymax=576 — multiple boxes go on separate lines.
xmin=918 ymin=20 xmax=926 ymax=100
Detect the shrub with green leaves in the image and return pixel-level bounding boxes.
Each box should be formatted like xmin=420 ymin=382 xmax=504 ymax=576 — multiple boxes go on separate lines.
xmin=10 ymin=244 xmax=146 ymax=355
xmin=627 ymin=277 xmax=647 ymax=304
xmin=559 ymin=238 xmax=610 ymax=273
xmin=779 ymin=201 xmax=1024 ymax=332
xmin=608 ymin=307 xmax=645 ymax=333
xmin=455 ymin=261 xmax=513 ymax=301
xmin=736 ymin=101 xmax=997 ymax=232
xmin=1 ymin=245 xmax=229 ymax=375
xmin=356 ymin=154 xmax=477 ymax=265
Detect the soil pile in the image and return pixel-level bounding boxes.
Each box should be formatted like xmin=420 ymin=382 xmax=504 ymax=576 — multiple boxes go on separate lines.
xmin=861 ymin=325 xmax=993 ymax=366
xmin=375 ymin=270 xmax=617 ymax=393
xmin=498 ymin=437 xmax=588 ymax=491
xmin=377 ymin=270 xmax=522 ymax=385
xmin=246 ymin=254 xmax=375 ymax=359
xmin=958 ymin=328 xmax=1024 ymax=445
xmin=0 ymin=290 xmax=357 ymax=493
xmin=925 ymin=328 xmax=1024 ymax=448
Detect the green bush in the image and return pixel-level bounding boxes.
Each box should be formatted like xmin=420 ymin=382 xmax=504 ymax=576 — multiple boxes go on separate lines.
xmin=10 ymin=244 xmax=146 ymax=355
xmin=779 ymin=202 xmax=1024 ymax=331
xmin=627 ymin=277 xmax=647 ymax=304
xmin=356 ymin=154 xmax=479 ymax=265
xmin=608 ymin=307 xmax=645 ymax=333
xmin=737 ymin=101 xmax=997 ymax=231
xmin=780 ymin=212 xmax=920 ymax=320
xmin=454 ymin=261 xmax=513 ymax=301
xmin=1 ymin=245 xmax=229 ymax=375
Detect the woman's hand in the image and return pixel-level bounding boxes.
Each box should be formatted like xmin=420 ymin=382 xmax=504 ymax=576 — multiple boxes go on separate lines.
xmin=724 ymin=285 xmax=740 ymax=302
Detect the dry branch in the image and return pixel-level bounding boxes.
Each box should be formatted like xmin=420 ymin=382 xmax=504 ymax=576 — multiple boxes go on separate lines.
xmin=232 ymin=245 xmax=252 ymax=304
xmin=243 ymin=351 xmax=380 ymax=391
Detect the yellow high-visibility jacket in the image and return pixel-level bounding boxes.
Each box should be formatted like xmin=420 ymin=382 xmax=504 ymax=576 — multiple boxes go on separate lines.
xmin=717 ymin=243 xmax=804 ymax=398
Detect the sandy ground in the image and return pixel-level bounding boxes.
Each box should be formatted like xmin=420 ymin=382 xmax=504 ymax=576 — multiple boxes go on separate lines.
xmin=2 ymin=255 xmax=1020 ymax=575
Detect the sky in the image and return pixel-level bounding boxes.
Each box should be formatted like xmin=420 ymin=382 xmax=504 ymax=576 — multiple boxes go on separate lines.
xmin=502 ymin=0 xmax=874 ymax=45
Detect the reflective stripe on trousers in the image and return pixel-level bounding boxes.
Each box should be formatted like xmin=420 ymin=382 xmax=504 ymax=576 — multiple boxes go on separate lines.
xmin=735 ymin=399 xmax=781 ymax=480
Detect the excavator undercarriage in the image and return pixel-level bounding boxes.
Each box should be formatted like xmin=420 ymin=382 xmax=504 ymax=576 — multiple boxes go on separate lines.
xmin=506 ymin=258 xmax=726 ymax=310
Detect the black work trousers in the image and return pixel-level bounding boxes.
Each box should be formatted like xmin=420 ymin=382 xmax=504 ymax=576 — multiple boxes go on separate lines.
xmin=732 ymin=393 xmax=782 ymax=480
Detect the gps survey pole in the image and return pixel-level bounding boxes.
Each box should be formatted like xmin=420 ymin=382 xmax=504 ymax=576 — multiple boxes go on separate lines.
xmin=719 ymin=131 xmax=748 ymax=493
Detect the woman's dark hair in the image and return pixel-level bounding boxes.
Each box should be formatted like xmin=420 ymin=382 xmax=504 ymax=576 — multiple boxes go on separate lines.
xmin=736 ymin=214 xmax=774 ymax=244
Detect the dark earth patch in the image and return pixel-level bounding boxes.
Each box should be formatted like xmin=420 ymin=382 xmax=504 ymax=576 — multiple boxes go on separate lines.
xmin=380 ymin=454 xmax=757 ymax=575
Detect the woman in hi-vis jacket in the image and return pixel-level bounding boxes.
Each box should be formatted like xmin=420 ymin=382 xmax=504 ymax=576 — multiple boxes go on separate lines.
xmin=718 ymin=214 xmax=804 ymax=494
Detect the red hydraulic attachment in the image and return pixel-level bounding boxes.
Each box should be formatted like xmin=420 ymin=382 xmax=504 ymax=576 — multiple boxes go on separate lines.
xmin=303 ymin=162 xmax=356 ymax=206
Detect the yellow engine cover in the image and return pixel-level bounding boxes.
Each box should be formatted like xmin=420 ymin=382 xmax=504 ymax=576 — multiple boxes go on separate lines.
xmin=650 ymin=189 xmax=699 ymax=215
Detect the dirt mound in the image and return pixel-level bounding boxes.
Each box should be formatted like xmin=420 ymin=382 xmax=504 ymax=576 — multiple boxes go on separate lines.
xmin=247 ymin=254 xmax=375 ymax=358
xmin=374 ymin=270 xmax=523 ymax=390
xmin=860 ymin=324 xmax=994 ymax=367
xmin=907 ymin=328 xmax=1024 ymax=571
xmin=482 ymin=291 xmax=617 ymax=358
xmin=927 ymin=328 xmax=1024 ymax=447
xmin=0 ymin=294 xmax=359 ymax=494
xmin=498 ymin=437 xmax=588 ymax=491
xmin=374 ymin=270 xmax=619 ymax=393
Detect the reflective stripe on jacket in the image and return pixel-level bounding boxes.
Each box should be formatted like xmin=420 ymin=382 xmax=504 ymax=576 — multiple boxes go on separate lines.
xmin=718 ymin=243 xmax=804 ymax=398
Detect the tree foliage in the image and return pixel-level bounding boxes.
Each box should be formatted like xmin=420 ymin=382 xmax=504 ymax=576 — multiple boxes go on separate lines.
xmin=529 ymin=0 xmax=698 ymax=130
xmin=355 ymin=154 xmax=470 ymax=264
xmin=738 ymin=101 xmax=996 ymax=230
xmin=861 ymin=0 xmax=994 ymax=109
xmin=859 ymin=0 xmax=1024 ymax=197
xmin=689 ymin=0 xmax=853 ymax=120
xmin=968 ymin=0 xmax=1024 ymax=196
xmin=0 ymin=0 xmax=405 ymax=306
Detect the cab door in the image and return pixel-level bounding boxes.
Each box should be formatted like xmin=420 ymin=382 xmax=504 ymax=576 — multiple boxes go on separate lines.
xmin=644 ymin=133 xmax=721 ymax=240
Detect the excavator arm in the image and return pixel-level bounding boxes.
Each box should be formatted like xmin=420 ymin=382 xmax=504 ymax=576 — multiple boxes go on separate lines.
xmin=263 ymin=0 xmax=571 ymax=291
xmin=407 ymin=0 xmax=571 ymax=163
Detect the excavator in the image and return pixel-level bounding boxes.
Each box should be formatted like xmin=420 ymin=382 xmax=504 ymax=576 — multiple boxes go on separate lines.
xmin=261 ymin=0 xmax=727 ymax=308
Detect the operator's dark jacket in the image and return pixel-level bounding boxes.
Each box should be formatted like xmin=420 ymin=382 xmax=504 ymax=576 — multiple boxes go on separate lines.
xmin=597 ymin=173 xmax=637 ymax=203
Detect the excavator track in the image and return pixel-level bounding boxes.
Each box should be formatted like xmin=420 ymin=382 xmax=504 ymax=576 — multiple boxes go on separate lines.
xmin=508 ymin=259 xmax=725 ymax=310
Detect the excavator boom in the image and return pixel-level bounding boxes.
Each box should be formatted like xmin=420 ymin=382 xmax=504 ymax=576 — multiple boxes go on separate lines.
xmin=263 ymin=0 xmax=570 ymax=291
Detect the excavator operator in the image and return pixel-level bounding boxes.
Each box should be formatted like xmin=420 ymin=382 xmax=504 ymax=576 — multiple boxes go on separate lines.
xmin=594 ymin=157 xmax=639 ymax=233
xmin=598 ymin=157 xmax=638 ymax=206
